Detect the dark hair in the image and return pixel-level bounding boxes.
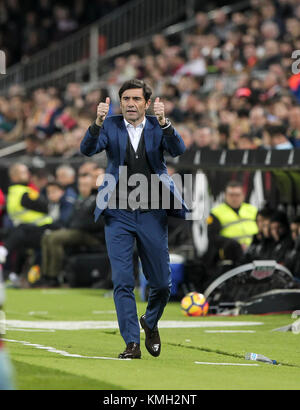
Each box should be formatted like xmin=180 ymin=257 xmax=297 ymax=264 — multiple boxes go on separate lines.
xmin=218 ymin=123 xmax=230 ymax=138
xmin=265 ymin=123 xmax=287 ymax=137
xmin=118 ymin=79 xmax=152 ymax=101
xmin=257 ymin=207 xmax=274 ymax=220
xmin=271 ymin=210 xmax=290 ymax=229
xmin=240 ymin=133 xmax=254 ymax=142
xmin=46 ymin=181 xmax=65 ymax=190
xmin=225 ymin=180 xmax=244 ymax=190
xmin=291 ymin=216 xmax=300 ymax=224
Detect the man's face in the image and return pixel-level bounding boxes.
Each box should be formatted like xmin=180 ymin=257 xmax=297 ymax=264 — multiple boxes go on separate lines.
xmin=262 ymin=219 xmax=271 ymax=238
xmin=270 ymin=221 xmax=285 ymax=241
xmin=225 ymin=187 xmax=244 ymax=209
xmin=17 ymin=165 xmax=30 ymax=184
xmin=120 ymin=88 xmax=151 ymax=125
xmin=256 ymin=214 xmax=264 ymax=233
xmin=78 ymin=176 xmax=93 ymax=198
xmin=46 ymin=186 xmax=64 ymax=203
xmin=290 ymin=223 xmax=299 ymax=241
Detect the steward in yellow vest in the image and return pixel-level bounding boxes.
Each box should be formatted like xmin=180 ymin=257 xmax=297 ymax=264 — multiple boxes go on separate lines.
xmin=7 ymin=184 xmax=53 ymax=227
xmin=210 ymin=202 xmax=258 ymax=247
xmin=6 ymin=163 xmax=52 ymax=227
xmin=207 ymin=181 xmax=258 ymax=248
xmin=1 ymin=163 xmax=55 ymax=286
xmin=205 ymin=181 xmax=258 ymax=274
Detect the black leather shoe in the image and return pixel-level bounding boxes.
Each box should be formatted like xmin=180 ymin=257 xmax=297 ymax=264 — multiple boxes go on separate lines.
xmin=118 ymin=342 xmax=141 ymax=359
xmin=140 ymin=315 xmax=161 ymax=357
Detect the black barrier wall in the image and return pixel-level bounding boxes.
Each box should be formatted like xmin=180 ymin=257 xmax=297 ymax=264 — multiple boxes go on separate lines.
xmin=1 ymin=149 xmax=300 ymax=212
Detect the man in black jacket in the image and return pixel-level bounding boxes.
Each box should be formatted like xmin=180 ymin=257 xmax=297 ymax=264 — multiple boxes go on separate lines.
xmin=244 ymin=207 xmax=274 ymax=262
xmin=269 ymin=211 xmax=294 ymax=265
xmin=37 ymin=173 xmax=105 ymax=285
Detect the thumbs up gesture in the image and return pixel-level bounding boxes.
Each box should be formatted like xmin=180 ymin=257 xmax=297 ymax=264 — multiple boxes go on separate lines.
xmin=153 ymin=97 xmax=166 ymax=126
xmin=96 ymin=97 xmax=110 ymax=126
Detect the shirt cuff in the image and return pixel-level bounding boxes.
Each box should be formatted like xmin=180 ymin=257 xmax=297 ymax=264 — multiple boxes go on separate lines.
xmin=89 ymin=122 xmax=102 ymax=137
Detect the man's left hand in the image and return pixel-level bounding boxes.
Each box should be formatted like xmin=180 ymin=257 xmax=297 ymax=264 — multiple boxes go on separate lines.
xmin=154 ymin=97 xmax=166 ymax=126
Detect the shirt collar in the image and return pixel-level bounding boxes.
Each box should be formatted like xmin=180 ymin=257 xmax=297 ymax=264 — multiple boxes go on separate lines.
xmin=124 ymin=117 xmax=146 ymax=129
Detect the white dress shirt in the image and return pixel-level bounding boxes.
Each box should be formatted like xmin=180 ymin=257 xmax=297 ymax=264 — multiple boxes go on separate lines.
xmin=124 ymin=117 xmax=146 ymax=153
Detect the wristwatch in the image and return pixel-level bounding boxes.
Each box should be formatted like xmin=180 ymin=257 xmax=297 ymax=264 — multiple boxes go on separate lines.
xmin=160 ymin=118 xmax=171 ymax=129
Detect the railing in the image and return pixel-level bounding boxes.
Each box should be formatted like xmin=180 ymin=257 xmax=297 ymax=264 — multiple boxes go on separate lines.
xmin=0 ymin=0 xmax=189 ymax=94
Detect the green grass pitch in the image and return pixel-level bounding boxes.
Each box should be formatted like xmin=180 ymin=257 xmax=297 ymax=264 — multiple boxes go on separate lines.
xmin=3 ymin=288 xmax=300 ymax=390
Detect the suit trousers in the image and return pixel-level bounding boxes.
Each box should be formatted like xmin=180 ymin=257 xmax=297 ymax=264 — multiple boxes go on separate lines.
xmin=103 ymin=208 xmax=172 ymax=345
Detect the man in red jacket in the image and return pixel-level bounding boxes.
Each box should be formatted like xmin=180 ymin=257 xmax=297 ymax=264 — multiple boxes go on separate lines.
xmin=0 ymin=189 xmax=5 ymax=238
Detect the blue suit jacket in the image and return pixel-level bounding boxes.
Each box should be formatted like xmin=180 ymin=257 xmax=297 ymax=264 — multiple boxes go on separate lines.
xmin=80 ymin=115 xmax=189 ymax=221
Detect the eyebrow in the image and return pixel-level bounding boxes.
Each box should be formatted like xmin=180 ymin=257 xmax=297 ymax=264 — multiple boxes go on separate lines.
xmin=122 ymin=96 xmax=143 ymax=99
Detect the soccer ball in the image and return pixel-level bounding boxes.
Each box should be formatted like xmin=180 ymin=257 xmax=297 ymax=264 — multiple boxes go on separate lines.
xmin=181 ymin=292 xmax=209 ymax=317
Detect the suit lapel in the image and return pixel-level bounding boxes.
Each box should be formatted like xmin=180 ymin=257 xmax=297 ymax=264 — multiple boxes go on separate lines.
xmin=117 ymin=117 xmax=128 ymax=165
xmin=143 ymin=117 xmax=155 ymax=154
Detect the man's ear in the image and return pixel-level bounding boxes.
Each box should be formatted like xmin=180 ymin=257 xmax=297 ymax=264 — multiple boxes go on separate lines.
xmin=146 ymin=99 xmax=151 ymax=110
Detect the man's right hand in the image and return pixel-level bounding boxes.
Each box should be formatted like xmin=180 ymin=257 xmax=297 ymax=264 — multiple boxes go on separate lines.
xmin=96 ymin=97 xmax=110 ymax=126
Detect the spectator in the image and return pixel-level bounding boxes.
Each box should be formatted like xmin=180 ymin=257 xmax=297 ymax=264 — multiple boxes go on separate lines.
xmin=265 ymin=123 xmax=294 ymax=149
xmin=46 ymin=181 xmax=75 ymax=227
xmin=77 ymin=160 xmax=99 ymax=177
xmin=91 ymin=167 xmax=105 ymax=192
xmin=284 ymin=216 xmax=300 ymax=279
xmin=287 ymin=106 xmax=300 ymax=147
xmin=55 ymin=164 xmax=78 ymax=199
xmin=35 ymin=173 xmax=105 ymax=286
xmin=204 ymin=181 xmax=258 ymax=275
xmin=30 ymin=167 xmax=52 ymax=197
xmin=2 ymin=163 xmax=53 ymax=284
xmin=269 ymin=211 xmax=294 ymax=265
xmin=244 ymin=207 xmax=274 ymax=261
xmin=64 ymin=82 xmax=84 ymax=109
xmin=249 ymin=106 xmax=267 ymax=140
xmin=173 ymin=125 xmax=194 ymax=150
xmin=191 ymin=126 xmax=217 ymax=151
xmin=52 ymin=5 xmax=78 ymax=42
xmin=6 ymin=163 xmax=52 ymax=228
xmin=290 ymin=216 xmax=300 ymax=243
xmin=236 ymin=133 xmax=259 ymax=150
xmin=208 ymin=180 xmax=258 ymax=249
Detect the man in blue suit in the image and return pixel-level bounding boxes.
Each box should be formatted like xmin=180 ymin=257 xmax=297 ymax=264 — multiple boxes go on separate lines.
xmin=80 ymin=79 xmax=187 ymax=359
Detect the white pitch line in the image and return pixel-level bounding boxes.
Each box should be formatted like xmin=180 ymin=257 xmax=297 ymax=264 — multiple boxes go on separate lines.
xmin=92 ymin=310 xmax=116 ymax=314
xmin=205 ymin=330 xmax=256 ymax=333
xmin=7 ymin=328 xmax=55 ymax=333
xmin=195 ymin=361 xmax=259 ymax=366
xmin=5 ymin=320 xmax=264 ymax=331
xmin=28 ymin=311 xmax=48 ymax=316
xmin=3 ymin=339 xmax=130 ymax=361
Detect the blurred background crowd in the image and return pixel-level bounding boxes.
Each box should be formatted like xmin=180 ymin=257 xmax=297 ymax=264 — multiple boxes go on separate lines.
xmin=0 ymin=0 xmax=128 ymax=65
xmin=1 ymin=0 xmax=300 ymax=156
xmin=1 ymin=0 xmax=300 ymax=290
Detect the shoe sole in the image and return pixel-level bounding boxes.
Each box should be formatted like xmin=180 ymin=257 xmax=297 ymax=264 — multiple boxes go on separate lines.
xmin=118 ymin=353 xmax=141 ymax=359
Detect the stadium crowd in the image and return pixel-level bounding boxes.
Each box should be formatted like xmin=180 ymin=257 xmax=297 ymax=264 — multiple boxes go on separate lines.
xmin=1 ymin=0 xmax=300 ymax=290
xmin=0 ymin=0 xmax=129 ymax=66
xmin=1 ymin=0 xmax=300 ymax=155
